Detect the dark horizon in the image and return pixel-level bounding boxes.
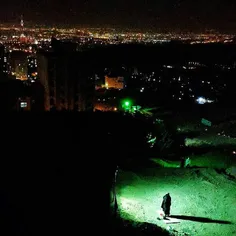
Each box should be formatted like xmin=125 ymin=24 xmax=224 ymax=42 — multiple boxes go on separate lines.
xmin=0 ymin=0 xmax=236 ymax=33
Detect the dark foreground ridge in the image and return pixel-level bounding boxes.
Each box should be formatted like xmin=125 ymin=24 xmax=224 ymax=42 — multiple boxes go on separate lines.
xmin=0 ymin=112 xmax=171 ymax=236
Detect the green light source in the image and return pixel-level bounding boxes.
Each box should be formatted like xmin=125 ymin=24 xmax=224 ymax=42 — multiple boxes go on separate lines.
xmin=125 ymin=101 xmax=130 ymax=106
xmin=122 ymin=99 xmax=132 ymax=110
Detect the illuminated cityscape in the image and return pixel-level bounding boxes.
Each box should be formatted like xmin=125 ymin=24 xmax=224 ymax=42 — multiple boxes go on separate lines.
xmin=0 ymin=24 xmax=235 ymax=49
xmin=0 ymin=1 xmax=236 ymax=236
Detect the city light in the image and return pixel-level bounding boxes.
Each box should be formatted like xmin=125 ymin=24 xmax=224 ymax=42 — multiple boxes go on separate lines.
xmin=196 ymin=97 xmax=206 ymax=104
xmin=196 ymin=97 xmax=214 ymax=105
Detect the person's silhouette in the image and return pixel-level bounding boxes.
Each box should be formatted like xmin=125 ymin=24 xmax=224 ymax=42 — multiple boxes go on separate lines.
xmin=161 ymin=193 xmax=171 ymax=218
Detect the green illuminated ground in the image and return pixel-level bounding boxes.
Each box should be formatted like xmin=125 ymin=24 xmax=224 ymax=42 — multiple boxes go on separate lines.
xmin=116 ymin=167 xmax=236 ymax=236
xmin=185 ymin=136 xmax=236 ymax=147
xmin=177 ymin=118 xmax=236 ymax=148
xmin=150 ymin=152 xmax=236 ymax=169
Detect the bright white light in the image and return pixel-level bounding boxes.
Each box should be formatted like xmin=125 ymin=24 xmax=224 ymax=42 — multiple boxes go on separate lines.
xmin=196 ymin=97 xmax=206 ymax=104
xmin=196 ymin=97 xmax=214 ymax=105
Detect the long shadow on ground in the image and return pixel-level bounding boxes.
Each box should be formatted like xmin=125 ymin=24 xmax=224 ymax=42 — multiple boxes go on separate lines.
xmin=170 ymin=215 xmax=232 ymax=224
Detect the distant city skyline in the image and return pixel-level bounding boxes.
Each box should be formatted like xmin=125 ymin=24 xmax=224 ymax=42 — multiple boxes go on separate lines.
xmin=0 ymin=0 xmax=236 ymax=33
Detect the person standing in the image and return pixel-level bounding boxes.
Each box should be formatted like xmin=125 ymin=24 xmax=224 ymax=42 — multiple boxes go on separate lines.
xmin=180 ymin=157 xmax=185 ymax=168
xmin=161 ymin=193 xmax=171 ymax=218
xmin=185 ymin=157 xmax=191 ymax=167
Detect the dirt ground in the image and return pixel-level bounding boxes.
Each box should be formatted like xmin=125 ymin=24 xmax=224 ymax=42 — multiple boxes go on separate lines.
xmin=116 ymin=167 xmax=236 ymax=236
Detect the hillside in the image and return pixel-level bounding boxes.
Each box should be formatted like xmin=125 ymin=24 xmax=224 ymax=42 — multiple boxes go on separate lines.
xmin=116 ymin=167 xmax=236 ymax=236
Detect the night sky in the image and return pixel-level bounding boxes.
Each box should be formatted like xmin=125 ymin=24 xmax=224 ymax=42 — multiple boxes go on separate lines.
xmin=0 ymin=0 xmax=236 ymax=31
